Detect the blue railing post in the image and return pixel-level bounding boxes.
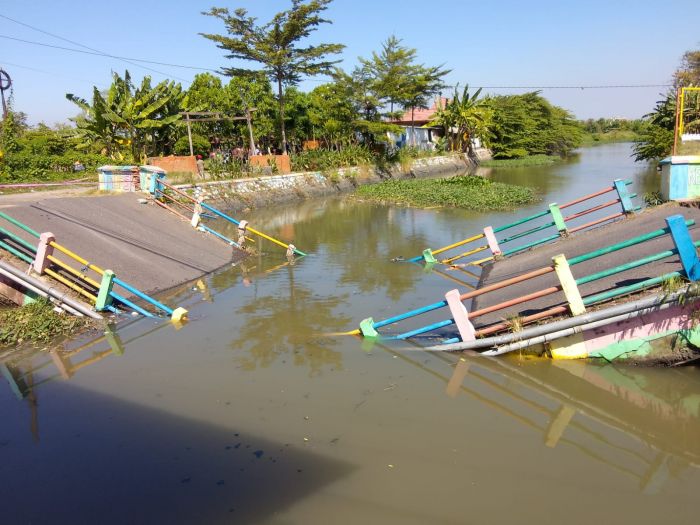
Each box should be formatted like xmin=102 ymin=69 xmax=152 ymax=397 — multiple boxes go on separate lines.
xmin=614 ymin=179 xmax=635 ymax=214
xmin=666 ymin=214 xmax=700 ymax=281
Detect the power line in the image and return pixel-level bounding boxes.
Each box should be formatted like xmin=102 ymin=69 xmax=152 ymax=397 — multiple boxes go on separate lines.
xmin=0 ymin=15 xmax=197 ymax=82
xmin=0 ymin=22 xmax=673 ymax=91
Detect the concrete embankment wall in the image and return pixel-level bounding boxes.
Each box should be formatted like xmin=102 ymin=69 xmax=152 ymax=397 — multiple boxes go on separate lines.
xmin=177 ymin=154 xmax=475 ymax=211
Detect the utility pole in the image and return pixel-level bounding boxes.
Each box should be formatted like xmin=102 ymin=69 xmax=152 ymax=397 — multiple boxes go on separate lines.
xmin=0 ymin=69 xmax=12 ymax=120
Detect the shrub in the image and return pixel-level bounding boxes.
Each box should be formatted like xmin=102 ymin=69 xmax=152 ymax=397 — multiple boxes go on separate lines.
xmin=174 ymin=134 xmax=210 ymax=157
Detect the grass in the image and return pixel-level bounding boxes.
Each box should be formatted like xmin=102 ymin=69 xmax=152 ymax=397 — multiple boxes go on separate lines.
xmin=354 ymin=175 xmax=537 ymax=211
xmin=580 ymin=130 xmax=641 ymax=146
xmin=480 ymin=155 xmax=562 ymax=168
xmin=0 ymin=298 xmax=93 ymax=347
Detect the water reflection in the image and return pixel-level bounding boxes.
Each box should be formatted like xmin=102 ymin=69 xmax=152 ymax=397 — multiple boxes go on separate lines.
xmin=229 ymin=265 xmax=347 ymax=374
xmin=372 ymin=338 xmax=700 ymax=493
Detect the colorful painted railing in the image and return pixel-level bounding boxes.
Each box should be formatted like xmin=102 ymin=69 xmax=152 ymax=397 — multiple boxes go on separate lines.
xmin=410 ymin=179 xmax=638 ymax=266
xmin=0 ymin=211 xmax=186 ymax=321
xmin=153 ymin=179 xmax=307 ymax=256
xmin=357 ymin=215 xmax=698 ymax=343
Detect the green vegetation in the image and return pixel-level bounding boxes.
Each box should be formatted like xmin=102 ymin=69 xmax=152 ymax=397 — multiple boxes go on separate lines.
xmin=481 ymin=154 xmax=562 ymax=168
xmin=429 ymin=85 xmax=492 ymax=156
xmin=634 ymin=48 xmax=700 ymax=162
xmin=0 ymin=299 xmax=93 ymax=347
xmin=201 ymin=0 xmax=345 ymax=154
xmin=0 ymin=0 xmax=591 ymax=185
xmin=578 ymin=117 xmax=644 ymax=146
xmin=290 ymin=144 xmax=439 ymax=173
xmin=482 ymin=92 xmax=582 ymax=159
xmin=0 ymin=115 xmax=109 ymax=181
xmin=355 ymin=175 xmax=536 ymax=211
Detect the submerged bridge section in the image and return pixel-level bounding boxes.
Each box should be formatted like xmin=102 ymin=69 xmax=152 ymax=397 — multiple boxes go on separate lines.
xmin=352 ymin=179 xmax=700 ymax=359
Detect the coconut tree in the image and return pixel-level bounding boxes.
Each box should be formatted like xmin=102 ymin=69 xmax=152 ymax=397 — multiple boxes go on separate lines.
xmin=430 ymin=85 xmax=492 ymax=157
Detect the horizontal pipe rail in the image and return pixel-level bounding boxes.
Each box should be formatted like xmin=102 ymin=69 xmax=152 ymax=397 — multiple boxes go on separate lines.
xmin=113 ymin=277 xmax=173 ymax=316
xmin=198 ymin=223 xmax=240 ymax=247
xmin=568 ymin=212 xmax=624 ymax=234
xmin=153 ymin=197 xmax=190 ymax=222
xmin=475 ymin=306 xmax=569 ymax=337
xmin=0 ymin=211 xmax=40 ymax=238
xmin=0 ymin=226 xmax=38 ymax=253
xmin=468 ymin=286 xmax=562 ymax=320
xmin=582 ymin=272 xmax=681 ymax=306
xmin=416 ymin=180 xmax=633 ymax=262
xmin=200 ymin=202 xmax=307 ymax=256
xmin=441 ymin=244 xmax=489 ymax=264
xmin=0 ymin=239 xmax=34 ymax=263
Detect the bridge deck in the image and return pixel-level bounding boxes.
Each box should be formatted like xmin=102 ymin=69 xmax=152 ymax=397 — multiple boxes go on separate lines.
xmin=1 ymin=193 xmax=235 ymax=295
xmin=469 ymin=203 xmax=700 ymax=329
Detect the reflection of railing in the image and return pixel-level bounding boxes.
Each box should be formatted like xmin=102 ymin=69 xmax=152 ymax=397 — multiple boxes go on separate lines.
xmin=357 ymin=215 xmax=698 ymax=344
xmin=0 ymin=211 xmax=186 ymax=321
xmin=153 ymin=179 xmax=307 ymax=256
xmin=409 ymin=179 xmax=637 ymax=265
xmin=374 ymin=340 xmax=699 ymax=491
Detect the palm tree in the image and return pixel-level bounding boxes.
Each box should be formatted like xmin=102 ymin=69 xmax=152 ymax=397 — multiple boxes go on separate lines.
xmin=429 ymin=85 xmax=492 ymax=158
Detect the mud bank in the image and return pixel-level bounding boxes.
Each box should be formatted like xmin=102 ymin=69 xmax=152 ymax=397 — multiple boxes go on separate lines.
xmin=176 ymin=154 xmax=475 ymax=211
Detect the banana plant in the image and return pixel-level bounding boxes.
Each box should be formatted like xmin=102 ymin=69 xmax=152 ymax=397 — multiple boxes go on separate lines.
xmin=67 ymin=71 xmax=187 ymax=161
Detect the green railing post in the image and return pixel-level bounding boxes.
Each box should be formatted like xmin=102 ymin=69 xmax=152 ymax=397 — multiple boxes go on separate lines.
xmin=548 ymin=203 xmax=568 ymax=236
xmin=614 ymin=179 xmax=635 ymax=214
xmin=96 ymin=270 xmax=115 ymax=311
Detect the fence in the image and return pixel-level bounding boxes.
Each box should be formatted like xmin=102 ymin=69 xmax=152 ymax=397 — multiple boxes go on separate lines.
xmin=357 ymin=214 xmax=699 ymax=345
xmin=410 ymin=179 xmax=638 ymax=266
xmin=0 ymin=211 xmax=187 ymax=321
xmin=151 ymin=178 xmax=307 ymax=257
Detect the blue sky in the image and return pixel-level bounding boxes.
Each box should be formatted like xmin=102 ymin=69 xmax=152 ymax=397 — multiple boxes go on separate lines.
xmin=1 ymin=0 xmax=697 ymax=125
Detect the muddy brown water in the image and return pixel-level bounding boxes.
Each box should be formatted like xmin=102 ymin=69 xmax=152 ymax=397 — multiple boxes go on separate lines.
xmin=2 ymin=144 xmax=699 ymax=524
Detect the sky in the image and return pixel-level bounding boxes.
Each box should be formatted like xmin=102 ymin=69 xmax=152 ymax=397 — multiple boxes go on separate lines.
xmin=0 ymin=0 xmax=697 ymax=125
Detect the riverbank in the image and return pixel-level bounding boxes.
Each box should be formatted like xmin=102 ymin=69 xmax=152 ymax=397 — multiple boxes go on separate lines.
xmin=176 ymin=153 xmax=475 ymax=211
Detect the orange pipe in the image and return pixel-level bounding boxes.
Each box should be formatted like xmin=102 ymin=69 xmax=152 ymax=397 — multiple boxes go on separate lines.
xmin=159 ymin=180 xmax=198 ymax=203
xmin=559 ymin=186 xmax=614 ymax=210
xmin=476 ymin=306 xmax=569 ymax=337
xmin=568 ymin=212 xmax=623 ymax=233
xmin=458 ymin=266 xmax=555 ymax=302
xmin=563 ymin=198 xmax=619 ymax=222
xmin=153 ymin=198 xmax=190 ymax=222
xmin=468 ymin=286 xmax=562 ymax=320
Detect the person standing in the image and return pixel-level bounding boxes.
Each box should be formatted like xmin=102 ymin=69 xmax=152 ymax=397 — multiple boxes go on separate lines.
xmin=196 ymin=155 xmax=205 ymax=179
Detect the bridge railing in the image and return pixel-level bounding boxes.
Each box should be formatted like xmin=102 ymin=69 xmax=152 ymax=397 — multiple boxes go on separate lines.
xmin=411 ymin=179 xmax=638 ymax=266
xmin=358 ymin=215 xmax=698 ymax=343
xmin=154 ymin=179 xmax=307 ymax=256
xmin=0 ymin=211 xmax=186 ymax=321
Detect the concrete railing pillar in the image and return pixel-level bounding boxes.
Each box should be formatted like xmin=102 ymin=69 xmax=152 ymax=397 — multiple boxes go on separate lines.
xmin=33 ymin=232 xmax=55 ymax=275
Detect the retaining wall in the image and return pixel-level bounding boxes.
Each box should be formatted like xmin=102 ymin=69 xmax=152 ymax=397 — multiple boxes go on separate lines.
xmin=147 ymin=155 xmax=197 ymax=175
xmin=176 ymin=154 xmax=475 ymax=212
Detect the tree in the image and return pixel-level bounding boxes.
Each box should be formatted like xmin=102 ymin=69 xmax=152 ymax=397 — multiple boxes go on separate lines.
xmin=67 ymin=71 xmax=186 ymax=160
xmin=201 ymin=0 xmax=345 ymax=154
xmin=359 ymin=35 xmax=416 ymax=118
xmin=429 ymin=85 xmax=492 ymax=157
xmin=358 ymin=36 xmax=449 ymax=144
xmin=308 ymin=81 xmax=357 ymax=148
xmin=484 ymin=92 xmax=581 ymax=158
xmin=634 ymin=47 xmax=700 ymax=162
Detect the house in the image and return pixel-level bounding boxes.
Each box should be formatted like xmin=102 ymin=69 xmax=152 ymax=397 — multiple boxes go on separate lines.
xmin=387 ymin=97 xmax=483 ymax=151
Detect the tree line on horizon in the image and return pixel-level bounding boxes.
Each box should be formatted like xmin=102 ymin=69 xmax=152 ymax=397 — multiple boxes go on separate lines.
xmin=2 ymin=0 xmax=678 ymax=182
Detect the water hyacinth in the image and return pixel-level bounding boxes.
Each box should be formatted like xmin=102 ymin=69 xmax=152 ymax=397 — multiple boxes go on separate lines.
xmin=354 ymin=175 xmax=537 ymax=211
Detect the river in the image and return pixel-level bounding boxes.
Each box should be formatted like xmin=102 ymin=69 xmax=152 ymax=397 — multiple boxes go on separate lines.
xmin=2 ymin=143 xmax=699 ymax=524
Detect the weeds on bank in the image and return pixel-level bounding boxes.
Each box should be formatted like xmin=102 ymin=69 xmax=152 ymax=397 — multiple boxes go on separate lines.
xmin=354 ymin=175 xmax=537 ymax=211
xmin=0 ymin=298 xmax=92 ymax=347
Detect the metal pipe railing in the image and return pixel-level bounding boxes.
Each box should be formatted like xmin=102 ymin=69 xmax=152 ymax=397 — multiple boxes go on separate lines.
xmin=363 ymin=218 xmax=692 ymax=340
xmin=412 ymin=180 xmax=634 ymax=263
